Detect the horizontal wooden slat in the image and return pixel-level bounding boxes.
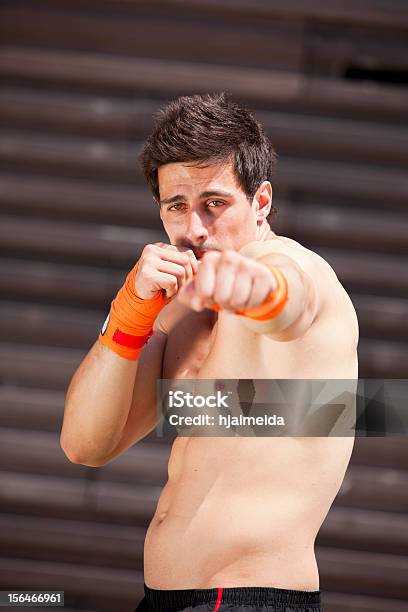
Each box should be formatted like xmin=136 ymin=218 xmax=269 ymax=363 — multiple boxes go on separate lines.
xmin=0 ymin=556 xmax=143 ymax=607
xmin=317 ymin=248 xmax=408 ymax=297
xmin=0 ymin=342 xmax=83 ymax=390
xmin=0 ymin=301 xmax=103 ymax=349
xmin=0 ymin=46 xmax=302 ymax=100
xmin=2 ymin=6 xmax=406 ymax=89
xmin=0 ymin=428 xmax=89 ymax=480
xmin=356 ymin=338 xmax=408 ymax=378
xmin=351 ymin=437 xmax=408 ymax=470
xmin=0 ymin=171 xmax=161 ymax=226
xmin=0 ymin=128 xmax=139 ymax=181
xmin=323 ymin=591 xmax=408 ymax=612
xmin=0 ymin=471 xmax=160 ymax=524
xmin=3 ymin=88 xmax=408 ymax=168
xmin=318 ymin=507 xmax=408 ymax=555
xmin=157 ymin=0 xmax=408 ymax=29
xmin=0 ymin=512 xmax=144 ymax=569
xmin=0 ymin=214 xmax=165 ymax=266
xmin=57 ymin=610 xmax=100 ymax=612
xmin=307 ymin=21 xmax=408 ymax=78
xmin=259 ymin=110 xmax=408 ymax=168
xmin=0 ymin=6 xmax=303 ymax=72
xmin=0 ymin=86 xmax=152 ymax=139
xmin=277 ymin=157 xmax=408 ymax=207
xmin=0 ymin=470 xmax=91 ymax=516
xmin=337 ymin=465 xmax=408 ymax=513
xmin=294 ymin=204 xmax=408 ymax=255
xmin=58 ymin=609 xmax=100 ymax=612
xmin=0 ymin=385 xmax=65 ymax=432
xmin=4 ymin=0 xmax=408 ymax=30
xmin=317 ymin=547 xmax=408 ymax=599
xmin=1 ymin=47 xmax=408 ymax=121
xmin=0 ymin=257 xmax=122 ymax=308
xmin=351 ymin=295 xmax=408 ymax=341
xmin=0 ymin=428 xmax=169 ymax=484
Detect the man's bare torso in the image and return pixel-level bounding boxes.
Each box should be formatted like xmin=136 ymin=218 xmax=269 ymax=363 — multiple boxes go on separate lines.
xmin=143 ymin=235 xmax=359 ymax=591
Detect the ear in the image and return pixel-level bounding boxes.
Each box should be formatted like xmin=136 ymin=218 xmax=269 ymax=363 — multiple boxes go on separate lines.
xmin=253 ymin=181 xmax=273 ymax=224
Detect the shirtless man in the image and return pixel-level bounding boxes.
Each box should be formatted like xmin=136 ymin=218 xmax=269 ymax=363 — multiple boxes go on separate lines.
xmin=61 ymin=93 xmax=359 ymax=612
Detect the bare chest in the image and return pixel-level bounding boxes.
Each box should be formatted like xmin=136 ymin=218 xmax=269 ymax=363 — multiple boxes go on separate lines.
xmin=162 ymin=306 xmax=357 ymax=381
xmin=162 ymin=310 xmax=303 ymax=380
xmin=161 ymin=309 xmax=218 ymax=379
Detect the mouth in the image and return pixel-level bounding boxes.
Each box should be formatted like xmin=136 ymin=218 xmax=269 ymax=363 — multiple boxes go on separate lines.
xmin=193 ymin=246 xmax=221 ymax=260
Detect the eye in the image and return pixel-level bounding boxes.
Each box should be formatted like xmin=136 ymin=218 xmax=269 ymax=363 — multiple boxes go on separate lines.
xmin=168 ymin=203 xmax=186 ymax=211
xmin=207 ymin=200 xmax=225 ymax=207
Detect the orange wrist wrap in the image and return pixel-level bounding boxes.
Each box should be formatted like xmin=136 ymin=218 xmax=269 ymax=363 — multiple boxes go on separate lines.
xmin=212 ymin=262 xmax=288 ymax=320
xmin=98 ymin=261 xmax=168 ymax=360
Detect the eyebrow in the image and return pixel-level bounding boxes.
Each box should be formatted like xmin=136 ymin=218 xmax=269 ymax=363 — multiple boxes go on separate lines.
xmin=159 ymin=190 xmax=233 ymax=207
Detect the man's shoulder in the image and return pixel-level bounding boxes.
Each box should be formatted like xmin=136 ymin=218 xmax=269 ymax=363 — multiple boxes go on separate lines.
xmin=239 ymin=235 xmax=335 ymax=282
xmin=287 ymin=241 xmax=359 ymax=346
xmin=239 ymin=235 xmax=359 ymax=351
xmin=254 ymin=237 xmax=357 ymax=333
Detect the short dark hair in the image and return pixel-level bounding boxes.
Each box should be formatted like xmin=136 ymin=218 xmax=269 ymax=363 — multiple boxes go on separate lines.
xmin=139 ymin=92 xmax=278 ymax=217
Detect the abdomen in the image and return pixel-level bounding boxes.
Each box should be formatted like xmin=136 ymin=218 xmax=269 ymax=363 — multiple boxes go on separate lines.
xmin=144 ymin=435 xmax=354 ymax=589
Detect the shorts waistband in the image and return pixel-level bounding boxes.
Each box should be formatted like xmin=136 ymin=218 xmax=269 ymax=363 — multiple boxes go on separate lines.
xmin=143 ymin=583 xmax=322 ymax=609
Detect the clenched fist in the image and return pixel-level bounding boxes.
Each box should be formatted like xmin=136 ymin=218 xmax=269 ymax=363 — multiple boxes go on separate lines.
xmin=177 ymin=250 xmax=277 ymax=313
xmin=135 ymin=243 xmax=198 ymax=300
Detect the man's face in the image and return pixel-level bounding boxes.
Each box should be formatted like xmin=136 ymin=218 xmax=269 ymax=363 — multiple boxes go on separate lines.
xmin=157 ymin=160 xmax=262 ymax=259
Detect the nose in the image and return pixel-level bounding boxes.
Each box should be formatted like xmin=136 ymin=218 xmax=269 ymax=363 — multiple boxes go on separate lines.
xmin=185 ymin=210 xmax=209 ymax=244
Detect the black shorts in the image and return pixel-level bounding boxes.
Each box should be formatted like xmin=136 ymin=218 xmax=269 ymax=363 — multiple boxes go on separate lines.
xmin=134 ymin=583 xmax=323 ymax=611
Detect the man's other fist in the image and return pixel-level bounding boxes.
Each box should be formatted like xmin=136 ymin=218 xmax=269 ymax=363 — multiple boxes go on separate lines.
xmin=177 ymin=250 xmax=277 ymax=313
xmin=135 ymin=243 xmax=198 ymax=300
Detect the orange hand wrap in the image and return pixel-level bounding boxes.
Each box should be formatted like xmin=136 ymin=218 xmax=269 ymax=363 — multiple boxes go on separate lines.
xmin=211 ymin=262 xmax=288 ymax=320
xmin=98 ymin=260 xmax=168 ymax=360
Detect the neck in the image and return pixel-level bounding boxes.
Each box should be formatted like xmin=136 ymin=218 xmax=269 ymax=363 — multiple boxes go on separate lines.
xmin=257 ymin=220 xmax=276 ymax=242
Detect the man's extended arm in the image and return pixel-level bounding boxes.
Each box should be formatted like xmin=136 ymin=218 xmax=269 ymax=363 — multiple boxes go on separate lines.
xmin=177 ymin=242 xmax=321 ymax=343
xmin=240 ymin=250 xmax=319 ymax=342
